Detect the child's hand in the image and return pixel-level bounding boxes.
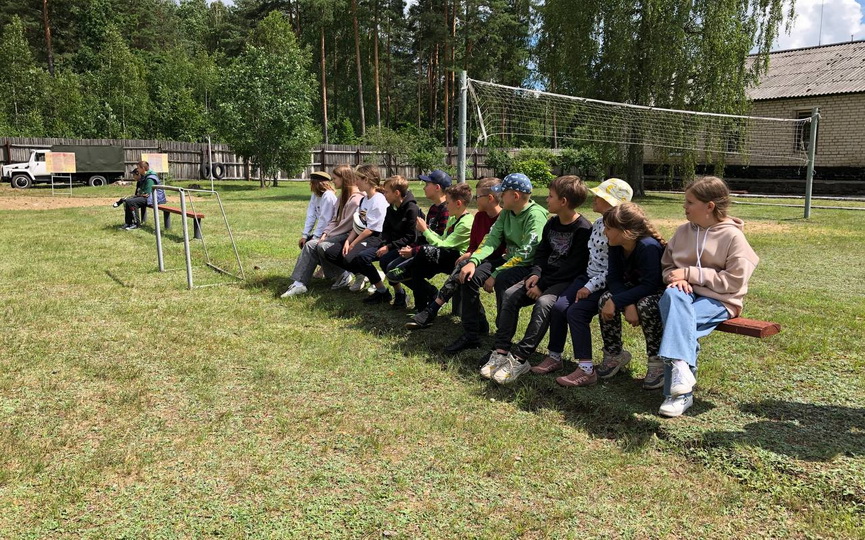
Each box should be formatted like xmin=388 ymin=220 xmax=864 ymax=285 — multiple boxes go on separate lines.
xmin=575 ymin=287 xmax=590 ymax=300
xmin=483 ymin=276 xmax=495 ymax=293
xmin=624 ymin=304 xmax=640 ymax=326
xmin=398 ymin=246 xmax=413 ymax=258
xmin=667 ymin=268 xmax=687 ymax=283
xmin=342 ymin=241 xmax=351 ymax=257
xmin=416 ymin=216 xmax=428 ymax=232
xmin=376 ymin=246 xmax=388 ymax=257
xmin=600 ymin=298 xmax=616 ymax=321
xmin=668 ymin=280 xmax=692 ymax=294
xmin=524 ymin=275 xmax=540 ymax=290
xmin=455 ymin=252 xmax=471 ymax=265
xmin=526 ymin=285 xmax=542 ymax=300
xmin=298 ymin=236 xmax=306 ymax=249
xmin=459 ymin=262 xmax=476 ymax=283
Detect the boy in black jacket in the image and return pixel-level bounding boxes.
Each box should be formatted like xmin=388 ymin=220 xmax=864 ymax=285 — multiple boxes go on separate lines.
xmin=483 ymin=176 xmax=592 ymax=384
xmin=365 ymin=175 xmax=422 ymax=306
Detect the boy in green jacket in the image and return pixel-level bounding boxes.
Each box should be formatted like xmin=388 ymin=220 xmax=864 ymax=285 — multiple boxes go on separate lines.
xmin=445 ymin=173 xmax=548 ymax=354
xmin=387 ymin=183 xmax=474 ymax=310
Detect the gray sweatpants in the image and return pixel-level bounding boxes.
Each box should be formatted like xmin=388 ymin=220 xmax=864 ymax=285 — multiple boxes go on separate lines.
xmin=290 ymin=233 xmax=349 ymax=285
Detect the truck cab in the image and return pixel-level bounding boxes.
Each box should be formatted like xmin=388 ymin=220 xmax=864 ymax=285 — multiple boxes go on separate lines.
xmin=3 ymin=150 xmax=50 ymax=189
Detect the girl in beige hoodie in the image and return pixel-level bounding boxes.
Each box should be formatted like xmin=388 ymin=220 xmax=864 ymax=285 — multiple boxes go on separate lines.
xmin=656 ymin=177 xmax=759 ymax=418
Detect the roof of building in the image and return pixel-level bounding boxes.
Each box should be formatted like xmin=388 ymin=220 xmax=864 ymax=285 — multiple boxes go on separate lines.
xmin=748 ymin=40 xmax=865 ymax=101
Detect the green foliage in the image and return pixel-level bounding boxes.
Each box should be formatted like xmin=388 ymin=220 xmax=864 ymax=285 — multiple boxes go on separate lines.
xmin=485 ymin=148 xmax=512 ymax=178
xmin=331 ymin=118 xmax=359 ymax=145
xmin=510 ymin=158 xmax=554 ymax=187
xmin=91 ymin=26 xmax=151 ymax=139
xmin=0 ymin=16 xmax=44 ymax=135
xmin=559 ymin=147 xmax=603 ymax=179
xmin=362 ymin=125 xmax=446 ymax=173
xmin=408 ymin=127 xmax=446 ymax=172
xmin=215 ymin=11 xmax=319 ymax=183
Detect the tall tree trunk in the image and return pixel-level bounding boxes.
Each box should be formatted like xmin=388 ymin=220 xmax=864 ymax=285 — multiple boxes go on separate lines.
xmin=351 ymin=0 xmax=366 ymax=136
xmin=320 ymin=27 xmax=329 ymax=144
xmin=443 ymin=0 xmax=449 ymax=145
xmin=385 ymin=16 xmax=392 ymax=127
xmin=627 ymin=143 xmax=645 ymax=196
xmin=373 ymin=0 xmax=382 ymax=129
xmin=449 ymin=0 xmax=457 ymax=146
xmin=42 ymin=0 xmax=54 ymax=76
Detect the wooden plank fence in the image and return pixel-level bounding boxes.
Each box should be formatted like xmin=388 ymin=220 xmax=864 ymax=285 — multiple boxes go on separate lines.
xmin=0 ymin=137 xmax=501 ymax=182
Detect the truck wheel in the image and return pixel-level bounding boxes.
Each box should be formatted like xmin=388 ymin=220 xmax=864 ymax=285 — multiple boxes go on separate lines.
xmin=11 ymin=174 xmax=32 ymax=189
xmin=88 ymin=175 xmax=107 ymax=187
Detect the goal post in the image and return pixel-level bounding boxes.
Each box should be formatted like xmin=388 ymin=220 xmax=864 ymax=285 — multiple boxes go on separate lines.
xmin=460 ymin=74 xmax=821 ymax=218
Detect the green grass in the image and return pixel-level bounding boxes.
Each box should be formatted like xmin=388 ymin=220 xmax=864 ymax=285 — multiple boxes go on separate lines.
xmin=0 ymin=181 xmax=863 ymax=537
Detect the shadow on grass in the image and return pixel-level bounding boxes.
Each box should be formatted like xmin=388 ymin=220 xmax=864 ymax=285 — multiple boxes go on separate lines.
xmin=244 ymin=272 xmax=706 ymax=450
xmin=702 ymin=400 xmax=865 ymax=462
xmin=98 ymin=223 xmax=187 ymax=244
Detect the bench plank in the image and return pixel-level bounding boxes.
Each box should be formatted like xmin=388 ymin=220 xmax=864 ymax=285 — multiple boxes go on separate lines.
xmin=160 ymin=205 xmax=205 ymax=220
xmin=158 ymin=206 xmax=205 ymax=239
xmin=716 ymin=317 xmax=781 ymax=338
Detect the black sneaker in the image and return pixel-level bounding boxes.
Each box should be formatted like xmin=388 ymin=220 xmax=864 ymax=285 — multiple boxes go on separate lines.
xmin=392 ymin=291 xmax=408 ymax=309
xmin=362 ymin=289 xmax=393 ymax=305
xmin=443 ymin=333 xmax=482 ymax=355
xmin=405 ymin=307 xmax=437 ymax=330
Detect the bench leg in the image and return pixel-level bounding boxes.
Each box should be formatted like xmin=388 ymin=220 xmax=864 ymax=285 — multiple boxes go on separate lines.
xmin=139 ymin=207 xmax=147 ymax=223
xmin=193 ymin=219 xmax=202 ymax=239
xmin=163 ymin=212 xmax=171 ymax=230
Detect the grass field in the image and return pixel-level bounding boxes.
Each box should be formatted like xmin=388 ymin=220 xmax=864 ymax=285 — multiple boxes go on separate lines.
xmin=1 ymin=180 xmax=863 ymax=538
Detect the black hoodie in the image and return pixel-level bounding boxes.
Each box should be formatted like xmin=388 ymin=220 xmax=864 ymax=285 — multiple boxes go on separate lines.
xmin=381 ymin=189 xmax=422 ymax=250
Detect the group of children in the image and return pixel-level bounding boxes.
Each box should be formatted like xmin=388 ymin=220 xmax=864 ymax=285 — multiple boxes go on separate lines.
xmin=285 ymin=166 xmax=759 ymax=418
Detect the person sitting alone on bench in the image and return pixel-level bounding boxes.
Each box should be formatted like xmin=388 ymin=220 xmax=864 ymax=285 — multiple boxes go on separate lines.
xmin=121 ymin=161 xmax=165 ymax=230
xmin=654 ymin=176 xmax=759 ymax=418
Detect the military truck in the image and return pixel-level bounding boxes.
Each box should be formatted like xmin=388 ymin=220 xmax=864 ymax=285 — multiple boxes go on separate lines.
xmin=3 ymin=145 xmax=126 ymax=188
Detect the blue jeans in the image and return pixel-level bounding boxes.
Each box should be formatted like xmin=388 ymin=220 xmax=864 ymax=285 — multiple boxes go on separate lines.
xmin=658 ymin=287 xmax=729 ymax=396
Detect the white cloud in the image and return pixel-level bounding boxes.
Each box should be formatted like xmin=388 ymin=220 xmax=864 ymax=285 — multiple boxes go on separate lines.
xmin=775 ymin=0 xmax=865 ymax=50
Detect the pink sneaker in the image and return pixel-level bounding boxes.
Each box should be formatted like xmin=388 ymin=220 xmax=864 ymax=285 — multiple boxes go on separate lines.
xmin=531 ymin=356 xmax=564 ymax=374
xmin=556 ymin=368 xmax=598 ymax=387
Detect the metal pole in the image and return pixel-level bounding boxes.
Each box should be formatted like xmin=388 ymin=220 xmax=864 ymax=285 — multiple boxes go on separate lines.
xmin=207 ymin=135 xmax=214 ymax=192
xmin=458 ymin=70 xmax=467 ymax=184
xmin=179 ymin=190 xmax=194 ymax=289
xmin=804 ymin=107 xmax=819 ymax=219
xmin=153 ymin=192 xmax=164 ymax=272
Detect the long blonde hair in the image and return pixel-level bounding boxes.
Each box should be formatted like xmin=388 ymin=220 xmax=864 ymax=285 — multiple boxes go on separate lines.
xmin=603 ymin=202 xmax=666 ymax=247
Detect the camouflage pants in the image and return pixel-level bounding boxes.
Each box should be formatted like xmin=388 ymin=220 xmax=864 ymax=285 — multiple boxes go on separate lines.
xmin=598 ymin=291 xmax=663 ymax=357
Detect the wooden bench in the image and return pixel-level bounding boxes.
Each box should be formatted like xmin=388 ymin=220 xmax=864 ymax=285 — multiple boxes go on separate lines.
xmin=141 ymin=205 xmax=205 ymax=239
xmin=716 ymin=317 xmax=781 ymax=338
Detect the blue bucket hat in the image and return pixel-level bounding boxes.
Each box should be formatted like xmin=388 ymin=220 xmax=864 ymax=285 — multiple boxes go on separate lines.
xmin=419 ymin=169 xmax=452 ymax=188
xmin=492 ymin=173 xmax=532 ymax=194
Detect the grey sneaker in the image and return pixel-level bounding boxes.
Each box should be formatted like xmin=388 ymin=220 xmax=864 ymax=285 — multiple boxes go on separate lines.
xmin=331 ymin=272 xmax=353 ymax=289
xmin=480 ymin=351 xmax=509 ymax=379
xmin=349 ymin=274 xmax=369 ymax=292
xmin=642 ymin=357 xmax=665 ymax=390
xmin=596 ymin=350 xmax=632 ymax=379
xmin=492 ymin=353 xmax=531 ymax=384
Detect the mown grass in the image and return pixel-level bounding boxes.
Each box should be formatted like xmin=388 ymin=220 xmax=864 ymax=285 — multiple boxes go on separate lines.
xmin=0 ymin=180 xmax=862 ymax=537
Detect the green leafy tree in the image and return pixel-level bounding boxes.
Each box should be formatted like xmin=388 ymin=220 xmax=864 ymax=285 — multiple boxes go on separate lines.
xmin=0 ymin=16 xmax=45 ymax=135
xmin=537 ymin=0 xmax=792 ymax=194
xmin=90 ymin=25 xmax=151 ymax=138
xmin=215 ymin=11 xmax=319 ymax=187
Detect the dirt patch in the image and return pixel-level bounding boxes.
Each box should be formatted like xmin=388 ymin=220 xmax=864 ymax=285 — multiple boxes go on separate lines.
xmin=0 ymin=196 xmax=119 ymax=211
xmin=652 ymin=218 xmax=793 ymax=235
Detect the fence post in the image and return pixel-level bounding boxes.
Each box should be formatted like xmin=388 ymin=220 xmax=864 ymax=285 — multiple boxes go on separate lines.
xmin=320 ymin=147 xmax=326 ymax=171
xmin=355 ymin=148 xmax=361 ymax=166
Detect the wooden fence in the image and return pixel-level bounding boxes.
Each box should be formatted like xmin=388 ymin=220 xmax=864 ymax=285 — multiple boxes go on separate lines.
xmin=0 ymin=137 xmax=500 ymax=181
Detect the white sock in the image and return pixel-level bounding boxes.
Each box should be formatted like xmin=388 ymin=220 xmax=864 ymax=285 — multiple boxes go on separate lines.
xmin=579 ymin=360 xmax=594 ymax=374
xmin=548 ymin=351 xmax=562 ymax=361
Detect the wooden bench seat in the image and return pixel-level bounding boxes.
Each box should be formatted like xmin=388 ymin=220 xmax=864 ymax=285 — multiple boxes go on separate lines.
xmin=144 ymin=205 xmax=205 ymax=239
xmin=716 ymin=317 xmax=781 ymax=338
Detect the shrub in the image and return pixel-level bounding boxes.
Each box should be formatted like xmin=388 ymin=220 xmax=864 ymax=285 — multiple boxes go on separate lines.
xmin=510 ymin=159 xmax=554 ymax=187
xmin=485 ymin=148 xmax=512 ymax=178
xmin=560 ymin=147 xmax=603 ymax=178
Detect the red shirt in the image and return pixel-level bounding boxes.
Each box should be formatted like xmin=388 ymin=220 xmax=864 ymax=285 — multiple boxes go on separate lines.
xmin=468 ymin=210 xmax=506 ymax=258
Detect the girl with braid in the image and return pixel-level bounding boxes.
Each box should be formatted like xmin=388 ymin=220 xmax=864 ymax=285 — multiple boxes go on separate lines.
xmin=564 ymin=203 xmax=665 ymax=388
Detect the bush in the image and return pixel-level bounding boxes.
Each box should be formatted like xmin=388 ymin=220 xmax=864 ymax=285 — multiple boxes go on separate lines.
xmin=485 ymin=148 xmax=512 ymax=178
xmin=559 ymin=147 xmax=603 ymax=179
xmin=515 ymin=148 xmax=558 ymax=167
xmin=510 ymin=159 xmax=554 ymax=187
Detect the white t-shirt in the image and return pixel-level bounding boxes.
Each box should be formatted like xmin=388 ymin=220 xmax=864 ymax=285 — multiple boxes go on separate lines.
xmin=302 ymin=190 xmax=338 ymax=238
xmin=358 ymin=191 xmax=388 ymax=233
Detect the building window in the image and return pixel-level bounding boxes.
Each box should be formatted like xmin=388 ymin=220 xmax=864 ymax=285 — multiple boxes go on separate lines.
xmin=795 ymin=110 xmax=817 ymax=154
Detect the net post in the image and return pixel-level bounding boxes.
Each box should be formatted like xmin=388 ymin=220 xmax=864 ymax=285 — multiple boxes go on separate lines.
xmin=804 ymin=107 xmax=819 ymax=219
xmin=458 ymin=70 xmax=467 ymax=184
xmin=153 ymin=194 xmax=164 ymax=272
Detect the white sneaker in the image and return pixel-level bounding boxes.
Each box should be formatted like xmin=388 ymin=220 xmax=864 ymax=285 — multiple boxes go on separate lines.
xmin=331 ymin=272 xmax=353 ymax=289
xmin=669 ymin=360 xmax=696 ymax=397
xmin=493 ymin=353 xmax=531 ymax=384
xmin=480 ymin=351 xmax=509 ymax=379
xmin=659 ymin=394 xmax=693 ymax=417
xmin=349 ymin=274 xmax=369 ymax=292
xmin=280 ymin=283 xmax=308 ymax=298
xmin=367 ymin=270 xmax=385 ymax=293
